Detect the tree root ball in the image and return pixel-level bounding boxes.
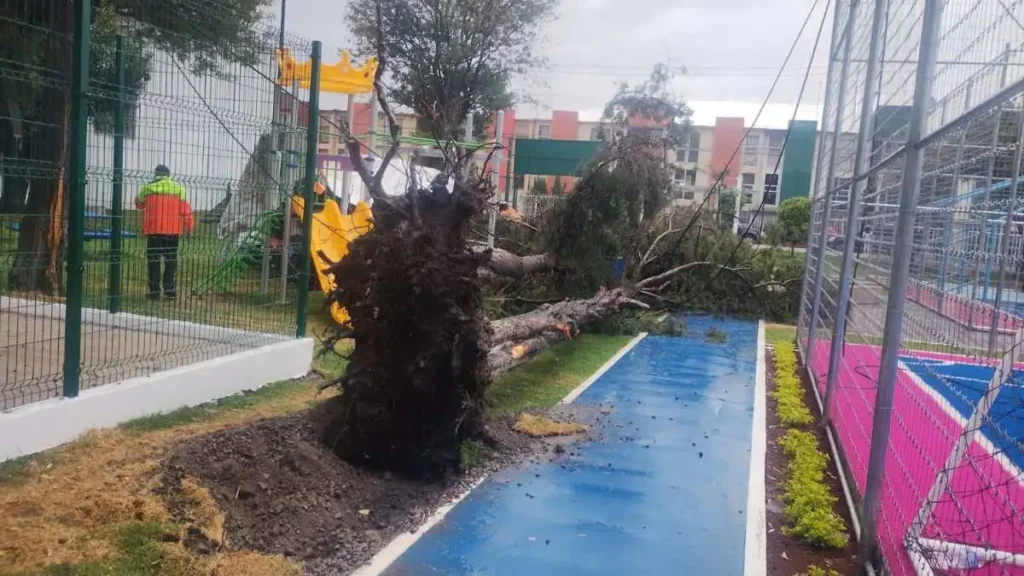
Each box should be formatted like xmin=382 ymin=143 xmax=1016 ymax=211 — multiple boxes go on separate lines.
xmin=321 ymin=191 xmax=492 ymax=480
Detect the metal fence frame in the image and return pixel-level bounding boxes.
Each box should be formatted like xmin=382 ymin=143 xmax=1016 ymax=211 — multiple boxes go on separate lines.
xmin=1 ymin=1 xmax=323 ymax=409
xmin=800 ymin=0 xmax=1024 ymax=572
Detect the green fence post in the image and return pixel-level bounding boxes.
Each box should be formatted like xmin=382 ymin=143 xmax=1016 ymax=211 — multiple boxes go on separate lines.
xmin=296 ymin=40 xmax=321 ymax=339
xmin=108 ymin=35 xmax=125 ymax=314
xmin=64 ymin=0 xmax=92 ymax=397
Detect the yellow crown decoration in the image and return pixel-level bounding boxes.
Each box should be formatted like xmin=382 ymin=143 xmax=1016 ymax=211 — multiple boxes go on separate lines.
xmin=276 ymin=49 xmax=378 ymax=94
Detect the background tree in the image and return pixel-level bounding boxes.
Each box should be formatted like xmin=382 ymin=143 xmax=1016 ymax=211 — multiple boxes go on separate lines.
xmin=346 ymin=0 xmax=554 ymax=141
xmin=550 ymin=176 xmax=565 ymax=196
xmin=530 ymin=177 xmax=548 ymax=195
xmin=766 ymin=196 xmax=811 ymax=253
xmin=1 ymin=0 xmax=271 ymax=292
xmin=717 ymin=190 xmax=737 ymax=230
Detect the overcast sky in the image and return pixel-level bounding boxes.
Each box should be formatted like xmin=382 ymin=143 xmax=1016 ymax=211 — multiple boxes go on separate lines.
xmin=270 ymin=0 xmax=832 ymax=128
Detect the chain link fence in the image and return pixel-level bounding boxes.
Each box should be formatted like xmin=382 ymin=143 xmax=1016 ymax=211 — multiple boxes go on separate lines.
xmin=1 ymin=1 xmax=323 ymax=411
xmin=799 ymin=0 xmax=1024 ymax=572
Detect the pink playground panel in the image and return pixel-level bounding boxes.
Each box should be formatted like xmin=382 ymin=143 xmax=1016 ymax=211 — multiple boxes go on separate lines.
xmin=805 ymin=340 xmax=1024 ymax=575
xmin=907 ymin=283 xmax=1024 ymax=333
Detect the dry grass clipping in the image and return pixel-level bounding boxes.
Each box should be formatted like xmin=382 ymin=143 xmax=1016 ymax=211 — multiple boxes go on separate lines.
xmin=0 ymin=382 xmax=325 ymax=574
xmin=178 ymin=476 xmax=227 ymax=548
xmin=204 ymin=551 xmax=302 ymax=576
xmin=514 ymin=413 xmax=588 ymax=437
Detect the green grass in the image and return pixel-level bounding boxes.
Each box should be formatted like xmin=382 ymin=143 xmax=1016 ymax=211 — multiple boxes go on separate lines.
xmin=459 ymin=439 xmax=489 ymax=471
xmin=0 ymin=449 xmax=64 ymax=485
xmin=766 ymin=323 xmax=797 ymax=345
xmin=43 ymin=522 xmax=176 ymax=576
xmin=118 ymin=378 xmax=319 ymax=433
xmin=486 ymin=334 xmax=633 ymax=415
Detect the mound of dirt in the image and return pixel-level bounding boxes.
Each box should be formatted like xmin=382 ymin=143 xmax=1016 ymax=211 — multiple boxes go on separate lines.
xmin=161 ymin=399 xmax=573 ymax=574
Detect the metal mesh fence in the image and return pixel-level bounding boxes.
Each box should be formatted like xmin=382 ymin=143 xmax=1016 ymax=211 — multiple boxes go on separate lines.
xmin=1 ymin=1 xmax=321 ymax=411
xmin=799 ymin=0 xmax=1024 ymax=572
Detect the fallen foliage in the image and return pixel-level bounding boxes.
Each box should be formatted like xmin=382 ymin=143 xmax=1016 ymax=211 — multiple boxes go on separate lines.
xmin=514 ymin=413 xmax=588 ymax=437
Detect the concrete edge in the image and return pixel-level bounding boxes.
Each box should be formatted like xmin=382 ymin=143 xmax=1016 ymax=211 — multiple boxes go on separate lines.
xmin=0 ymin=337 xmax=313 ymax=461
xmin=352 ymin=331 xmax=648 ymax=576
xmin=744 ymin=320 xmax=768 ymax=576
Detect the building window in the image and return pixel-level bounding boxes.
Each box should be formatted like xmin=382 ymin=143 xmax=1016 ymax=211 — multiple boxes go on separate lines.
xmin=514 ymin=175 xmax=525 ymax=190
xmin=516 ymin=125 xmax=530 ymax=138
xmin=318 ymin=146 xmax=329 ymax=154
xmin=538 ymin=124 xmax=550 ymax=139
xmin=741 ymin=172 xmax=755 ymax=190
xmin=767 ymin=132 xmax=784 ymax=169
xmin=674 ymin=168 xmax=696 ymax=186
xmin=319 ymin=130 xmax=330 ymax=143
xmin=677 ymin=131 xmax=700 ymax=163
xmin=743 ymin=134 xmax=759 ymax=166
xmin=683 ymin=188 xmax=695 ymax=200
xmin=764 ymin=173 xmax=779 ymax=205
xmin=590 ymin=126 xmax=603 ymax=141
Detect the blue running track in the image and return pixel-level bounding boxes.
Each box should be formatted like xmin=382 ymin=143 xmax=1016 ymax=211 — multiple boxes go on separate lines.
xmin=384 ymin=317 xmax=760 ymax=576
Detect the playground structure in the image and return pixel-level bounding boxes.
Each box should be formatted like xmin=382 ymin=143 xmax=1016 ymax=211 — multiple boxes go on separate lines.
xmin=799 ymin=0 xmax=1024 ymax=573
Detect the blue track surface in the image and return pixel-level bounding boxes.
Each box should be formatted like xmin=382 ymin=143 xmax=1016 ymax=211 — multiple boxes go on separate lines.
xmin=386 ymin=317 xmax=759 ymax=576
xmin=900 ymin=356 xmax=1024 ymax=471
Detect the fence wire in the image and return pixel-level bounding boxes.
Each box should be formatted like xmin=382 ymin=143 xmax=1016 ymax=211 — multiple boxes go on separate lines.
xmin=800 ymin=0 xmax=1024 ymax=573
xmin=1 ymin=0 xmax=319 ymax=410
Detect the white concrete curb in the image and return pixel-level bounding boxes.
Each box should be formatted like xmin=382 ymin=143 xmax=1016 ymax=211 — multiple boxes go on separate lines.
xmin=744 ymin=320 xmax=768 ymax=576
xmin=0 ymin=338 xmax=313 ymax=461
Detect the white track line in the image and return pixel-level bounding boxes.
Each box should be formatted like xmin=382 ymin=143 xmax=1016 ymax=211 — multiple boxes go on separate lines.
xmin=899 ymin=361 xmax=1024 ymax=484
xmin=351 ymin=332 xmax=648 ymax=576
xmin=559 ymin=332 xmax=648 ymax=404
xmin=744 ymin=320 xmax=768 ymax=576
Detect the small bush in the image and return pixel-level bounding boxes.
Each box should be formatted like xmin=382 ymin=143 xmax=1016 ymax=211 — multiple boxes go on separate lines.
xmin=772 ymin=342 xmax=814 ymax=426
xmin=459 ymin=440 xmax=489 ymax=471
xmin=587 ymin=310 xmax=687 ymax=336
xmin=797 ymin=565 xmax=840 ymax=576
xmin=778 ymin=429 xmax=849 ymax=548
xmin=705 ymin=325 xmax=728 ymax=343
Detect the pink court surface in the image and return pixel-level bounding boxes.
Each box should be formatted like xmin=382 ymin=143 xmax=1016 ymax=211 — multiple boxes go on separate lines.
xmin=805 ymin=339 xmax=1024 ymax=575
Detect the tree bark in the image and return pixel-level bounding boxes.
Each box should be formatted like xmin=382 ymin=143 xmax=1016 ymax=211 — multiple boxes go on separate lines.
xmin=486 ymin=286 xmax=648 ymax=374
xmin=486 ymin=248 xmax=555 ymax=279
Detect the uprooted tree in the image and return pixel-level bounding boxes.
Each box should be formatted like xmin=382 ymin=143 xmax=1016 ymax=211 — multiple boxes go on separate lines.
xmin=320 ymin=0 xmax=800 ymax=478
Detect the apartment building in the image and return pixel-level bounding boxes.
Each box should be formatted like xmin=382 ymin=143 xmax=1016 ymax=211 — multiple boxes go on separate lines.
xmin=510 ymin=113 xmax=822 ymax=225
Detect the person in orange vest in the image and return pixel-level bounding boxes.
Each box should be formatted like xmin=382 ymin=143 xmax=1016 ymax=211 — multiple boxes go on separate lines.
xmin=136 ymin=165 xmax=194 ymax=300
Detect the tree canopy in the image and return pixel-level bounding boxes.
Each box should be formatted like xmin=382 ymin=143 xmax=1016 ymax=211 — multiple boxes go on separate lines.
xmin=767 ymin=196 xmax=811 ymax=249
xmin=346 ymin=0 xmax=555 ymax=140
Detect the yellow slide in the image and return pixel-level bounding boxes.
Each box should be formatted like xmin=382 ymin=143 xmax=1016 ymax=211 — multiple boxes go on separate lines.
xmin=291 ymin=196 xmax=373 ymax=325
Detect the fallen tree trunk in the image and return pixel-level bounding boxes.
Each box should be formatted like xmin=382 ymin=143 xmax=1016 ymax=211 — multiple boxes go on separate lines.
xmin=486 ymin=248 xmax=555 ymax=279
xmin=486 ymin=286 xmax=648 ymax=374
xmin=484 ymin=261 xmax=724 ymax=374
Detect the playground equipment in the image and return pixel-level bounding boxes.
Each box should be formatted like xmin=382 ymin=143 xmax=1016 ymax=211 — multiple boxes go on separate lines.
xmin=290 ymin=194 xmax=372 ymax=325
xmin=197 ymin=48 xmax=378 ymax=302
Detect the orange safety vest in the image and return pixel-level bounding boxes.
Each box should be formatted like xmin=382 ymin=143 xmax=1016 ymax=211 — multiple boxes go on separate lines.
xmin=136 ymin=176 xmax=195 ymax=236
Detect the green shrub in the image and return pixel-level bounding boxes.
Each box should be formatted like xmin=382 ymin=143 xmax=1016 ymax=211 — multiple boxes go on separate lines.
xmin=586 ymin=310 xmax=687 ymax=336
xmin=772 ymin=341 xmax=814 ymax=426
xmin=705 ymin=325 xmax=728 ymax=343
xmin=778 ymin=429 xmax=849 ymax=548
xmin=797 ymin=566 xmax=840 ymax=576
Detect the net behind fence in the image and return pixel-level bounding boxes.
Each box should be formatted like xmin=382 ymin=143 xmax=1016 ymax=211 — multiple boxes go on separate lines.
xmin=1 ymin=1 xmax=320 ymax=411
xmin=800 ymin=0 xmax=1024 ymax=573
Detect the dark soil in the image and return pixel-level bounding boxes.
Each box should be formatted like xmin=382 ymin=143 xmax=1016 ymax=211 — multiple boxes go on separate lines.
xmin=162 ymin=398 xmax=597 ymax=575
xmin=765 ymin=346 xmax=862 ymax=575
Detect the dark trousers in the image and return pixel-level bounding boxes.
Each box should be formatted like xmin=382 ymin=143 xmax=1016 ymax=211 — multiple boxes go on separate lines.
xmin=146 ymin=235 xmax=179 ymax=298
